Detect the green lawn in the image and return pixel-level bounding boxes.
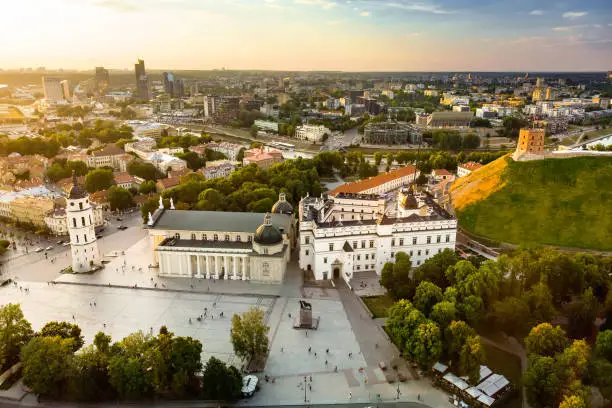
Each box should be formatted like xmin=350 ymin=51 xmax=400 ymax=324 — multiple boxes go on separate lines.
xmin=362 ymin=294 xmax=395 ymax=318
xmin=482 ymin=343 xmax=523 ymax=408
xmin=458 ymin=157 xmax=612 ymax=251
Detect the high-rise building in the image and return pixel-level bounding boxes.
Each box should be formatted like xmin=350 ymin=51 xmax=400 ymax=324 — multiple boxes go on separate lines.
xmin=134 ymin=59 xmax=151 ymax=100
xmin=163 ymin=72 xmax=174 ymax=95
xmin=60 ymin=80 xmax=70 ymax=100
xmin=42 ymin=77 xmax=64 ymax=101
xmin=94 ymin=67 xmax=110 ymax=93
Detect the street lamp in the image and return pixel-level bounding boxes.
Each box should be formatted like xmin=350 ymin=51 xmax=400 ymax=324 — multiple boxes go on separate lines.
xmin=304 ymin=375 xmax=307 ymax=403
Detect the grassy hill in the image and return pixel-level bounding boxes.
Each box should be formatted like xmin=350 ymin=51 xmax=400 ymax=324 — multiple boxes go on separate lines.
xmin=451 ymin=156 xmax=612 ymax=251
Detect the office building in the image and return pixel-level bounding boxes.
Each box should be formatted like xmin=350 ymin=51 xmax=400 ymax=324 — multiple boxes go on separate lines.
xmin=427 ymin=111 xmax=474 ymax=128
xmin=295 ymin=124 xmax=330 ymax=142
xmin=134 ymin=59 xmax=151 ymax=101
xmin=163 ymin=72 xmax=174 ymax=95
xmin=94 ymin=67 xmax=110 ymax=93
xmin=254 ymin=120 xmax=279 ymax=133
xmin=363 ymin=122 xmax=421 ymax=145
xmin=42 ymin=77 xmax=64 ymax=101
xmin=60 ymin=80 xmax=70 ymax=100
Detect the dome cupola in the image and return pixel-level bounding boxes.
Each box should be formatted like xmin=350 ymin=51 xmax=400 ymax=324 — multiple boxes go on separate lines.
xmin=254 ymin=213 xmax=283 ymax=245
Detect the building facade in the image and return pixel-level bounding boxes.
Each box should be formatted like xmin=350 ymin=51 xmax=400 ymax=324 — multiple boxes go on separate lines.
xmin=45 ymin=204 xmax=105 ymax=236
xmin=298 ymin=188 xmax=457 ymax=281
xmin=146 ymin=198 xmax=294 ymax=283
xmin=243 ymin=147 xmax=284 ymax=169
xmin=42 ymin=77 xmax=64 ymax=102
xmin=330 ymin=165 xmax=420 ymax=196
xmin=457 ymin=161 xmax=483 ymax=177
xmin=363 ymin=122 xmax=421 ymax=145
xmin=295 ymin=124 xmax=330 ymax=142
xmin=66 ymin=175 xmax=100 ymax=273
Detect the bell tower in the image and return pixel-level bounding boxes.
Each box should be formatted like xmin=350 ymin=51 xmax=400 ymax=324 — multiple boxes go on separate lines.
xmin=66 ymin=173 xmax=99 ymax=272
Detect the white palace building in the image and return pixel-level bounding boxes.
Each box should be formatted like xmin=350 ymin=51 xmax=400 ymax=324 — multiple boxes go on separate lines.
xmin=146 ymin=194 xmax=295 ymax=283
xmin=298 ymin=187 xmax=457 ymax=282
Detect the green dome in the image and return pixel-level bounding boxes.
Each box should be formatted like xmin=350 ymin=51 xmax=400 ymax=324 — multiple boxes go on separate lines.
xmin=254 ymin=213 xmax=283 ymax=245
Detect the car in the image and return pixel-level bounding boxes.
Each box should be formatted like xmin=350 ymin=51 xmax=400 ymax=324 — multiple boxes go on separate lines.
xmin=241 ymin=375 xmax=258 ymax=398
xmin=45 ymin=246 xmax=53 ymax=251
xmin=118 ymin=225 xmax=128 ymax=230
xmin=62 ymin=242 xmax=71 ymax=246
xmin=34 ymin=247 xmax=43 ymax=252
xmin=116 ymin=217 xmax=123 ymax=221
xmin=56 ymin=240 xmax=63 ymax=245
xmin=96 ymin=234 xmax=103 ymax=239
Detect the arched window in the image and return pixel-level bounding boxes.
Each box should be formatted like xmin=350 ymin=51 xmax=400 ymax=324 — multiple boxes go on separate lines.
xmin=202 ymin=234 xmax=207 ymax=240
xmin=79 ymin=202 xmax=83 ymax=210
xmin=73 ymin=218 xmax=77 ymax=227
xmin=191 ymin=233 xmax=196 ymax=240
xmin=236 ymin=235 xmax=241 ymax=242
xmin=81 ymin=217 xmax=85 ymax=226
xmin=214 ymin=234 xmax=218 ymax=241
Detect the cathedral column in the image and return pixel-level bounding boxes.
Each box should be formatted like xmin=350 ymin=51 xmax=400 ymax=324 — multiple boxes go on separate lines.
xmin=224 ymin=256 xmax=230 ymax=279
xmin=242 ymin=256 xmax=248 ymax=281
xmin=232 ymin=256 xmax=237 ymax=280
xmin=205 ymin=256 xmax=210 ymax=279
xmin=214 ymin=256 xmax=219 ymax=279
xmin=178 ymin=254 xmax=184 ymax=276
xmin=196 ymin=255 xmax=202 ymax=278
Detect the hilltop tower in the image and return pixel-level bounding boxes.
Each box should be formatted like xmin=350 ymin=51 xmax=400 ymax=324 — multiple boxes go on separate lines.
xmin=513 ymin=128 xmax=545 ymax=161
xmin=67 ymin=173 xmax=99 ymax=272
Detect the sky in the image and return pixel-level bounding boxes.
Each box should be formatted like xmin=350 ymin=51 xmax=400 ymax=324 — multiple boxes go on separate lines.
xmin=1 ymin=0 xmax=612 ymax=72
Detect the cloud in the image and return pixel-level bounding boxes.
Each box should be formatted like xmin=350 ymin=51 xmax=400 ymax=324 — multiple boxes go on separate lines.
xmin=295 ymin=0 xmax=336 ymax=9
xmin=360 ymin=10 xmax=370 ymax=16
xmin=93 ymin=0 xmax=137 ymax=11
xmin=562 ymin=11 xmax=587 ymax=19
xmin=529 ymin=10 xmax=543 ymax=15
xmin=406 ymin=32 xmax=421 ymax=37
xmin=386 ymin=1 xmax=454 ymax=14
xmin=552 ymin=25 xmax=587 ymax=31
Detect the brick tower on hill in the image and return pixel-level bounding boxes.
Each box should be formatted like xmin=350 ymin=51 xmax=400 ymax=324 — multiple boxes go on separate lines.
xmin=513 ymin=128 xmax=545 ymax=161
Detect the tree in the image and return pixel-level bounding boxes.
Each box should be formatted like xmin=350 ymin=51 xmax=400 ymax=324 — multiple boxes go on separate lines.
xmin=459 ymin=335 xmax=485 ymax=384
xmin=524 ymin=356 xmax=563 ymax=408
xmin=0 ymin=303 xmax=34 ymax=369
xmin=411 ymin=321 xmax=443 ymax=369
xmin=128 ymin=160 xmax=159 ymax=181
xmin=108 ymin=186 xmax=135 ymax=211
xmin=525 ymin=323 xmax=569 ymax=358
xmin=412 ymin=249 xmax=460 ymax=289
xmin=21 ymin=336 xmax=75 ymax=398
xmin=40 ymin=321 xmax=85 ymax=351
xmin=445 ymin=320 xmax=477 ymax=366
xmin=108 ymin=331 xmax=155 ymax=400
xmin=462 ymin=133 xmax=481 ymax=149
xmin=69 ymin=333 xmax=114 ymax=401
xmin=415 ymin=173 xmax=428 ymax=185
xmin=176 ymin=151 xmax=204 ymax=170
xmin=566 ymin=288 xmax=600 ymax=339
xmin=414 ymin=281 xmax=444 ymax=316
xmin=201 ymin=357 xmax=242 ymax=401
xmin=525 ymin=283 xmax=557 ymax=324
xmin=559 ymin=395 xmax=587 ymax=408
xmin=230 ymin=307 xmax=269 ymax=363
xmin=380 ymin=252 xmax=414 ymax=300
xmin=595 ymin=330 xmax=612 ymax=361
xmin=139 ymin=180 xmax=156 ymax=194
xmin=557 ymin=340 xmax=590 ymax=383
xmin=490 ymin=296 xmax=531 ymax=336
xmin=374 ymin=152 xmax=383 ymax=166
xmin=85 ymin=168 xmax=115 ymax=193
xmin=430 ymin=301 xmax=457 ymax=329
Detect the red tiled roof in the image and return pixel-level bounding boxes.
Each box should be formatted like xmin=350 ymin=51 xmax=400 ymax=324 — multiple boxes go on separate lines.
xmin=433 ymin=169 xmax=452 ymax=176
xmin=156 ymin=177 xmax=181 ymax=189
xmin=92 ymin=144 xmax=124 ymax=157
xmin=330 ymin=165 xmax=419 ymax=195
xmin=114 ymin=172 xmax=136 ymax=184
xmin=460 ymin=161 xmax=484 ymax=171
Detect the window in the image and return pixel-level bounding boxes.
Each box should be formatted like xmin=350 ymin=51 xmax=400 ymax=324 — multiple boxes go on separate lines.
xmin=73 ymin=218 xmax=77 ymax=227
xmin=369 ymin=240 xmax=374 ymax=248
xmin=89 ymin=215 xmax=92 ymax=224
xmin=371 ymin=264 xmax=375 ymax=269
xmin=438 ymin=248 xmax=441 ymax=253
xmin=81 ymin=216 xmax=85 ymax=226
xmin=361 ymin=240 xmax=365 ymax=248
xmin=225 ymin=235 xmax=230 ymax=241
xmin=202 ymin=234 xmax=207 ymax=240
xmin=372 ymin=254 xmax=375 ymax=260
xmin=70 ymin=202 xmax=74 ymax=207
xmin=446 ymin=234 xmax=450 ymax=243
xmin=426 ymin=249 xmax=429 ymax=255
xmin=305 ymin=236 xmax=310 ymax=244
xmin=247 ymin=236 xmax=252 ymax=243
xmin=236 ymin=235 xmax=241 ymax=242
xmin=76 ymin=235 xmax=79 ymax=243
xmin=391 ymin=238 xmax=395 ymax=247
xmin=365 ymin=254 xmax=369 ymax=260
xmin=356 ymin=266 xmax=360 ymax=270
xmin=329 ymin=243 xmax=334 ymax=251
xmin=391 ymin=252 xmax=394 ymax=258
xmin=324 ymin=257 xmax=328 ymax=264
xmin=351 ymin=215 xmax=354 ymax=220
xmin=264 ymin=248 xmax=269 ymax=255
xmin=399 ymin=238 xmax=404 ymax=246
xmin=417 ymin=260 xmax=421 ymax=265
xmin=175 ymin=233 xmax=180 ymax=239
xmin=305 ymin=250 xmax=309 ymax=256
xmin=437 ymin=235 xmax=441 ymax=243
xmin=361 ymin=209 xmax=363 ymax=213
xmin=191 ymin=233 xmax=196 ymax=240
xmin=262 ymin=262 xmax=270 ymax=276
xmin=410 ymin=250 xmax=413 ymax=256
xmin=427 ymin=236 xmax=431 ymax=244
xmin=214 ymin=234 xmax=218 ymax=241
xmin=413 ymin=237 xmax=417 ymax=245
xmin=418 ymin=250 xmax=421 ymax=256
xmin=353 ymin=241 xmax=357 ymax=249
xmin=357 ymin=255 xmax=361 ymax=260
xmin=79 ymin=202 xmax=83 ymax=210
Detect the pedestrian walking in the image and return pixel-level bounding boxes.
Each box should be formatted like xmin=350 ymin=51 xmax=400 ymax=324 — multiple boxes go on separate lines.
xmin=325 ymin=360 xmax=328 ymax=366
xmin=418 ymin=394 xmax=421 ymax=401
xmin=326 ymin=348 xmax=329 ymax=354
xmin=349 ymin=392 xmax=352 ymax=400
xmin=308 ymin=346 xmax=312 ymax=353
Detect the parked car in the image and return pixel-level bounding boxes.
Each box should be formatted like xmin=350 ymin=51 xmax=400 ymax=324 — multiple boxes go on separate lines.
xmin=34 ymin=247 xmax=43 ymax=252
xmin=241 ymin=375 xmax=258 ymax=398
xmin=118 ymin=225 xmax=128 ymax=230
xmin=116 ymin=217 xmax=123 ymax=221
xmin=56 ymin=240 xmax=63 ymax=245
xmin=45 ymin=246 xmax=53 ymax=251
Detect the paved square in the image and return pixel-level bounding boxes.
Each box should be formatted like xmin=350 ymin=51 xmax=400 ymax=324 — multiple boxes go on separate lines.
xmin=0 ymin=282 xmax=274 ymax=367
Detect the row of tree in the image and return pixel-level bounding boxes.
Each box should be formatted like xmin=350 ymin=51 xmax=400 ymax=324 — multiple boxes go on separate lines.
xmin=0 ymin=303 xmax=272 ymax=402
xmin=424 ymin=130 xmax=481 ymax=150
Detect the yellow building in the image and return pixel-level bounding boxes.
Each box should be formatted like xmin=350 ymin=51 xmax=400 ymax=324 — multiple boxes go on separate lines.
xmin=513 ymin=128 xmax=545 ymax=161
xmin=532 ymin=88 xmax=545 ymax=101
xmin=10 ymin=196 xmax=56 ymax=228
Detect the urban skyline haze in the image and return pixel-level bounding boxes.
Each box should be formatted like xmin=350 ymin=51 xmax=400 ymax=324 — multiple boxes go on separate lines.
xmin=2 ymin=0 xmax=612 ymax=71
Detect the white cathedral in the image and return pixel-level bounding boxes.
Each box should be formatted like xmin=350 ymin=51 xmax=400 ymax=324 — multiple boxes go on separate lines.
xmin=67 ymin=174 xmax=100 ymax=272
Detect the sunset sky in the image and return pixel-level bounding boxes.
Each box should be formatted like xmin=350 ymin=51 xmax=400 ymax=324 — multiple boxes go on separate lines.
xmin=2 ymin=0 xmax=612 ymax=71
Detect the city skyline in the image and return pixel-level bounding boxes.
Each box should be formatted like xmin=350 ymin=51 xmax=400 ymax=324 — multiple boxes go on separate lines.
xmin=2 ymin=0 xmax=612 ymax=72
